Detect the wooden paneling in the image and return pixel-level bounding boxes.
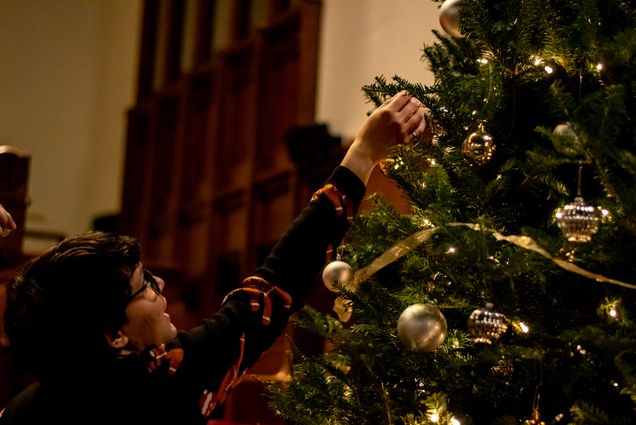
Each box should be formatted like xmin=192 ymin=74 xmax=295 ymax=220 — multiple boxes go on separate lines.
xmin=215 ymin=42 xmax=257 ymax=190
xmin=121 ymin=1 xmax=326 ymax=422
xmin=175 ymin=70 xmax=219 ymax=278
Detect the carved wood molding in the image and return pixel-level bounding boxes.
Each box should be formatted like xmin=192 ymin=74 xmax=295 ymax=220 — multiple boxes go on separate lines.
xmin=253 ymin=172 xmax=291 ymax=201
xmin=213 ymin=189 xmax=247 ymax=214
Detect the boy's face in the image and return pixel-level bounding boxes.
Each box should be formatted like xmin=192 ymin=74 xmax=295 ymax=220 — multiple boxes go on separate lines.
xmin=118 ymin=264 xmax=178 ymax=352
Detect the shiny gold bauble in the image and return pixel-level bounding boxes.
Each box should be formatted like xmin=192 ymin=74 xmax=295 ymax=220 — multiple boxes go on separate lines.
xmin=461 ymin=125 xmax=495 ymax=164
xmin=523 ymin=409 xmax=546 ymax=425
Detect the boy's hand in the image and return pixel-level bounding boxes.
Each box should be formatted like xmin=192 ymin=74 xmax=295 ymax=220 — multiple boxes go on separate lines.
xmin=341 ymin=91 xmax=427 ymax=183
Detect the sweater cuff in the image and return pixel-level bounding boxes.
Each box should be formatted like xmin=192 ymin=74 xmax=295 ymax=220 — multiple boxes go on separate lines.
xmin=325 ymin=166 xmax=366 ymax=209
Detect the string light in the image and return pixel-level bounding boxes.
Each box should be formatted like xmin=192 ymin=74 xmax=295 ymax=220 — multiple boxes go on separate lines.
xmin=429 ymin=411 xmax=440 ymax=423
xmin=391 ymin=158 xmax=405 ymax=170
xmin=530 ymin=55 xmax=543 ymax=66
xmin=597 ymin=206 xmax=612 ymax=223
xmin=512 ymin=321 xmax=530 ymax=334
xmin=599 ymin=298 xmax=621 ymax=321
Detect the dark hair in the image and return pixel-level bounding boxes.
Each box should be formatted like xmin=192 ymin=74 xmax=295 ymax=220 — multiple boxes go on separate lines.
xmin=4 ymin=231 xmax=141 ymax=381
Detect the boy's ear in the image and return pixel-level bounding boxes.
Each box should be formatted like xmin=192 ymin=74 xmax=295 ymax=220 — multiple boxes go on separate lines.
xmin=105 ymin=330 xmax=128 ymax=349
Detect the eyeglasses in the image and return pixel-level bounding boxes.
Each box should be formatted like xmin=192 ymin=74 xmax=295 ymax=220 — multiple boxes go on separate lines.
xmin=128 ymin=268 xmax=162 ymax=302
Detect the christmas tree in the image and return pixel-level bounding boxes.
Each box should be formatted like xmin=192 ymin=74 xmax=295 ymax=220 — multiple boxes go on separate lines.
xmin=267 ymin=0 xmax=636 ymax=423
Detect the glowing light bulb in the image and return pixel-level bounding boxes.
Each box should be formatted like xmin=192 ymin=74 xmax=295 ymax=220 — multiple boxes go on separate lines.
xmin=451 ymin=418 xmax=461 ymax=425
xmin=598 ymin=207 xmax=611 ymax=222
xmin=544 ymin=65 xmax=554 ymax=74
xmin=430 ymin=411 xmax=440 ymax=423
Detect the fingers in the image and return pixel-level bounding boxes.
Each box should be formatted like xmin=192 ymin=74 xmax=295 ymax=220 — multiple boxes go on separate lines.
xmin=384 ymin=91 xmax=427 ymax=144
xmin=407 ymin=110 xmax=427 ymax=144
xmin=374 ymin=90 xmax=427 ymax=144
xmin=401 ymin=96 xmax=426 ymax=143
xmin=384 ymin=90 xmax=416 ymax=113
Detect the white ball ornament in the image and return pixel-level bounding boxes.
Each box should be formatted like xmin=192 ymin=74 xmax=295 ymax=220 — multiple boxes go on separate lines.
xmin=552 ymin=122 xmax=580 ymax=156
xmin=439 ymin=0 xmax=464 ymax=38
xmin=397 ymin=303 xmax=447 ymax=352
xmin=321 ymin=260 xmax=354 ymax=292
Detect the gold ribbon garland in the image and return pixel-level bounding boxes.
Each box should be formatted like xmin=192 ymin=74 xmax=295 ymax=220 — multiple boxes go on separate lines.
xmin=352 ymin=227 xmax=439 ymax=288
xmin=334 ymin=222 xmax=636 ymax=321
xmin=333 ymin=228 xmax=439 ymax=322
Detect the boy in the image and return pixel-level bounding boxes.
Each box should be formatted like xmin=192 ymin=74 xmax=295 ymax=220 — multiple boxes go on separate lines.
xmin=1 ymin=92 xmax=426 ymax=424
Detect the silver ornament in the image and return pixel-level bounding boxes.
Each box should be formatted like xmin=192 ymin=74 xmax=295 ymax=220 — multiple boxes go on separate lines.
xmin=322 ymin=260 xmax=354 ymax=292
xmin=439 ymin=0 xmax=463 ymax=38
xmin=397 ymin=303 xmax=447 ymax=352
xmin=462 ymin=124 xmax=495 ymax=164
xmin=467 ymin=304 xmax=509 ymax=344
xmin=555 ymin=196 xmax=599 ymax=242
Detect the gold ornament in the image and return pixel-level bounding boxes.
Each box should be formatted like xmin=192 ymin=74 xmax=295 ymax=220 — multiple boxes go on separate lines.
xmin=467 ymin=303 xmax=509 ymax=344
xmin=439 ymin=0 xmax=463 ymax=38
xmin=461 ymin=123 xmax=495 ymax=164
xmin=378 ymin=158 xmax=395 ymax=176
xmin=491 ymin=357 xmax=514 ymax=377
xmin=523 ymin=409 xmax=546 ymax=425
xmin=333 ymin=296 xmax=353 ymax=322
xmin=397 ymin=303 xmax=447 ymax=352
xmin=555 ymin=165 xmax=599 ymax=243
xmin=555 ymin=196 xmax=599 ymax=242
